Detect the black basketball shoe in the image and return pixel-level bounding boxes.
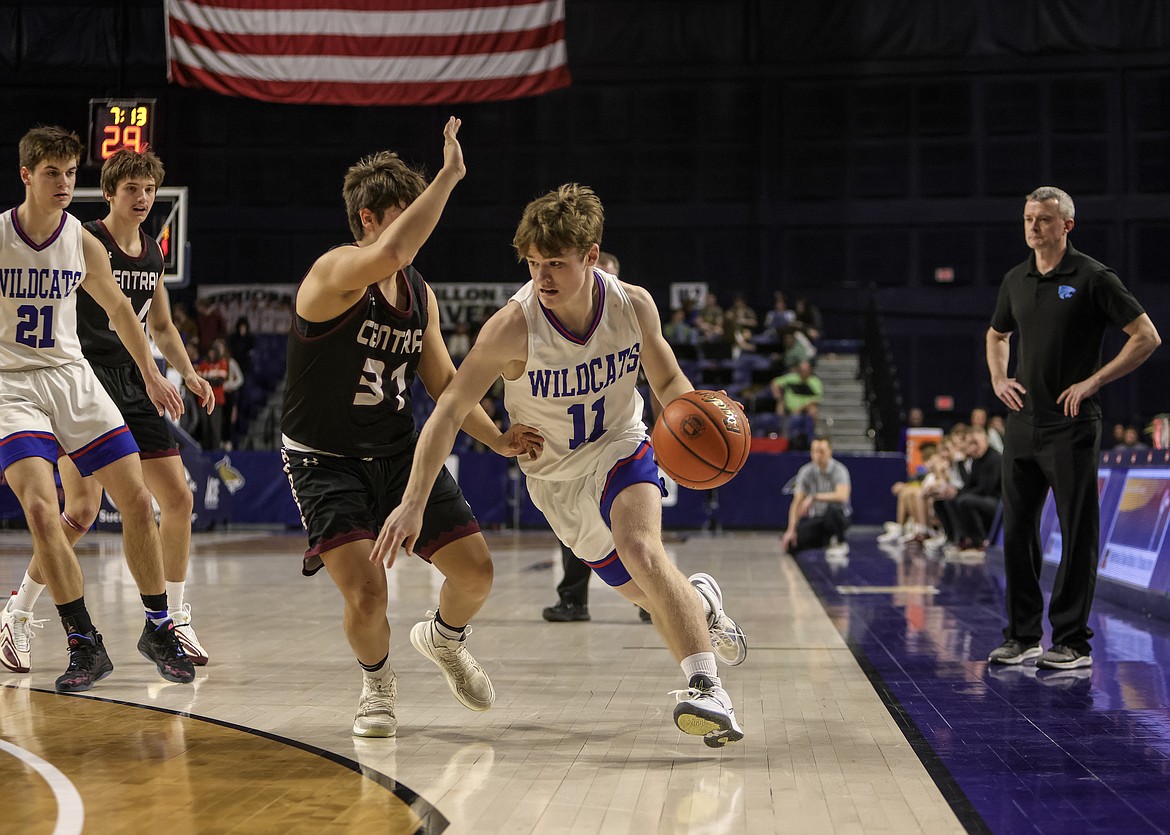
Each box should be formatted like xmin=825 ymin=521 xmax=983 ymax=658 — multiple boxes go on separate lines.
xmin=138 ymin=619 xmax=196 ymax=684
xmin=55 ymin=630 xmax=114 ymax=693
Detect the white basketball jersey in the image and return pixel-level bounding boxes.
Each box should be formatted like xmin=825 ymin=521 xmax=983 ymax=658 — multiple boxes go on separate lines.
xmin=0 ymin=208 xmax=86 ymax=371
xmin=503 ymin=269 xmax=647 ymax=481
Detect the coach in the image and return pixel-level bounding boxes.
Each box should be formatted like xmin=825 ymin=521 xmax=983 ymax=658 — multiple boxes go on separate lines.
xmin=985 ymin=186 xmax=1160 ymax=671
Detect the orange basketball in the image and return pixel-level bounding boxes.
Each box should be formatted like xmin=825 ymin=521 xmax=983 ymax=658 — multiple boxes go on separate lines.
xmin=651 ymin=390 xmax=751 ymax=489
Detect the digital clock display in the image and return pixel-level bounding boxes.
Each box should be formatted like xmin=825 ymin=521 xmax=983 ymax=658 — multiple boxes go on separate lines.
xmin=88 ymin=99 xmax=156 ymax=166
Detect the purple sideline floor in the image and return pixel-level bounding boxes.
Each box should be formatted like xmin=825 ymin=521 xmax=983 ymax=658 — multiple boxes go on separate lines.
xmin=793 ymin=532 xmax=1170 ymax=835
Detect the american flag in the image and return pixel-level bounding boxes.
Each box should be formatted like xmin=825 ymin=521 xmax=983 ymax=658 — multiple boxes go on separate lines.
xmin=164 ymin=0 xmax=570 ymax=106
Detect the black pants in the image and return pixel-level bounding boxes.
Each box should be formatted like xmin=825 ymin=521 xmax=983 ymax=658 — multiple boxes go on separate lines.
xmin=935 ymin=493 xmax=1000 ymax=544
xmin=792 ymin=505 xmax=850 ymax=553
xmin=556 ymin=542 xmax=591 ymax=606
xmin=1001 ymin=415 xmax=1101 ymax=653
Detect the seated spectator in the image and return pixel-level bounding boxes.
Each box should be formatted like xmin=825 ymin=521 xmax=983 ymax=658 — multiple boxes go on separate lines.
xmin=792 ymin=296 xmax=823 ymax=341
xmin=446 ymin=321 xmax=472 ymax=363
xmin=987 ymin=414 xmax=1006 ymax=453
xmin=930 ymin=426 xmax=1001 ymax=556
xmin=879 ymin=441 xmax=937 ymax=543
xmin=763 ymin=291 xmax=796 ymax=338
xmin=1114 ymin=425 xmax=1150 ymax=451
xmin=695 ymin=292 xmax=724 ymax=342
xmin=663 ymin=308 xmax=696 ymax=346
xmin=781 ymin=329 xmax=817 ymax=371
xmin=728 ymin=293 xmax=759 ymax=331
xmin=770 ymin=361 xmax=823 ymax=450
xmin=969 ymin=407 xmax=1004 ymax=453
xmin=781 ymin=437 xmax=852 ymax=558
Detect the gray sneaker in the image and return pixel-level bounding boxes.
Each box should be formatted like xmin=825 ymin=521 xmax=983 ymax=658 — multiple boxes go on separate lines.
xmin=1036 ymin=644 xmax=1092 ymax=670
xmin=410 ymin=618 xmax=495 ymax=712
xmin=689 ymin=573 xmax=748 ymax=666
xmin=353 ymin=671 xmax=397 ymax=738
xmin=987 ymin=639 xmax=1042 ymax=665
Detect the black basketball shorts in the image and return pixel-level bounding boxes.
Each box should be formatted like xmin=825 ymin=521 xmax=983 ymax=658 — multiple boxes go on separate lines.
xmin=90 ymin=362 xmax=179 ymax=458
xmin=281 ymin=447 xmax=481 ymax=576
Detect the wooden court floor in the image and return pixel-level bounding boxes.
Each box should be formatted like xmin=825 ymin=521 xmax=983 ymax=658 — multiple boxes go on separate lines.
xmin=0 ymin=529 xmax=962 ymax=834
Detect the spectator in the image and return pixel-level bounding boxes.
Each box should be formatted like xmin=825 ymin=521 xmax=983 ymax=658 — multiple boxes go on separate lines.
xmin=663 ymin=308 xmax=696 ymax=346
xmin=728 ymin=293 xmax=758 ymax=331
xmin=781 ymin=437 xmax=852 ymax=558
xmin=597 ymin=250 xmax=620 ymax=277
xmin=195 ymin=297 xmax=227 ymax=353
xmin=781 ymin=329 xmax=817 ymax=371
xmin=879 ymin=441 xmax=937 ymax=543
xmin=228 ymin=316 xmax=255 ymax=376
xmin=763 ymin=291 xmax=795 ymax=338
xmin=196 ymin=340 xmax=230 ymax=449
xmin=930 ymin=426 xmax=1002 ymax=556
xmin=695 ymin=292 xmax=724 ymax=342
xmin=770 ymin=361 xmax=823 ymax=449
xmin=171 ymin=301 xmax=198 ymax=346
xmin=446 ymin=321 xmax=472 ymax=363
xmin=793 ymin=296 xmax=823 ymax=341
xmin=1114 ymin=425 xmax=1149 ymax=451
xmin=222 ymin=341 xmax=245 ymax=450
xmin=969 ymin=407 xmax=1004 ymax=452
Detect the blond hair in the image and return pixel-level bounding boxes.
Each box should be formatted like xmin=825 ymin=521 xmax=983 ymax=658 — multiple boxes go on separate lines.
xmin=512 ymin=184 xmax=604 ymax=260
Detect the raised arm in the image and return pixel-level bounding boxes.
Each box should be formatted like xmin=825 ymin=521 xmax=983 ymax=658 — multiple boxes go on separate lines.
xmin=302 ymin=118 xmax=466 ymax=308
xmin=80 ymin=228 xmax=183 ymax=419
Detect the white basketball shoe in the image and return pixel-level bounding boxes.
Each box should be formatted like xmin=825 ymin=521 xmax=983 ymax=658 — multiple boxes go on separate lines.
xmin=1 ymin=603 xmax=45 ymax=673
xmin=410 ymin=616 xmax=495 ymax=712
xmin=170 ymin=603 xmax=209 ymax=666
xmin=353 ymin=671 xmax=398 ymax=738
xmin=673 ymin=674 xmax=745 ymax=748
xmin=689 ymin=573 xmax=748 ymax=666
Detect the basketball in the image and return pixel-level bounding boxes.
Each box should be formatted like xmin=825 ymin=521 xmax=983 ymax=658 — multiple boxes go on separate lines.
xmin=651 ymin=390 xmax=751 ymax=489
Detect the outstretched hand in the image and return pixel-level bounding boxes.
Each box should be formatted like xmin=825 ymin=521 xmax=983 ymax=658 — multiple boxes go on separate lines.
xmin=442 ymin=116 xmax=466 ymax=181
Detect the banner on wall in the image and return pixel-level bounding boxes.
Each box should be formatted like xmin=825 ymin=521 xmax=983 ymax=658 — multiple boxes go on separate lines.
xmin=196 ymin=284 xmax=297 ymax=335
xmin=431 ymin=283 xmax=523 ymax=327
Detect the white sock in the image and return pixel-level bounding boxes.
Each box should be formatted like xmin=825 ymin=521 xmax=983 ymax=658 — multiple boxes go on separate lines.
xmin=681 ymin=651 xmax=718 ymax=682
xmin=695 ymin=588 xmax=713 ymax=618
xmin=433 ymin=617 xmax=464 ymax=642
xmin=166 ymin=580 xmax=186 ymax=613
xmin=8 ymin=573 xmax=46 ymax=612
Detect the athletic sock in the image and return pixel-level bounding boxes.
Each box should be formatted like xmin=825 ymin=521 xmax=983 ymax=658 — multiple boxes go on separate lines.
xmin=360 ymin=653 xmax=392 ymax=680
xmin=9 ymin=572 xmax=46 ymax=612
xmin=142 ymin=593 xmax=171 ymax=628
xmin=166 ymin=581 xmax=186 ymax=613
xmin=56 ymin=597 xmax=95 ymax=639
xmin=433 ymin=610 xmax=466 ymax=641
xmin=681 ymin=651 xmax=718 ymax=684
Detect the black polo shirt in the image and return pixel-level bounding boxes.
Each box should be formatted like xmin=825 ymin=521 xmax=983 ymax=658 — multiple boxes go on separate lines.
xmin=990 ymin=243 xmax=1144 ymax=425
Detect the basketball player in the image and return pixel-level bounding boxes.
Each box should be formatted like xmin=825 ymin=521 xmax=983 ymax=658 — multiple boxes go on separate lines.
xmin=281 ymin=118 xmax=542 ymax=738
xmin=2 ymin=148 xmax=215 ymax=671
xmin=0 ymin=126 xmax=195 ymax=691
xmin=374 ymin=184 xmax=749 ymax=748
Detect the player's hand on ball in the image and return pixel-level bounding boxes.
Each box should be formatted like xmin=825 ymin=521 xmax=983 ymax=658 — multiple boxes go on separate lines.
xmin=715 ymin=389 xmax=746 ymax=411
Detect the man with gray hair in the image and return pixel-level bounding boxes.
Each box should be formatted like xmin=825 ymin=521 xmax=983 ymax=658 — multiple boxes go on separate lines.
xmin=986 ymin=186 xmax=1160 ymax=671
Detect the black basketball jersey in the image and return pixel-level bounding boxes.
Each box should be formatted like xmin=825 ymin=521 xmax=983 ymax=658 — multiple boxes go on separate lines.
xmin=79 ymin=219 xmax=162 ymax=367
xmin=282 ymin=264 xmax=429 ymax=458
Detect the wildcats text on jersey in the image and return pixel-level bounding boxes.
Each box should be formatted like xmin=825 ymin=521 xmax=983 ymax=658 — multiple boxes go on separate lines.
xmin=0 ymin=267 xmax=83 ymax=300
xmin=528 ymin=342 xmax=641 ymax=398
xmin=357 ymin=321 xmax=423 ymax=354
